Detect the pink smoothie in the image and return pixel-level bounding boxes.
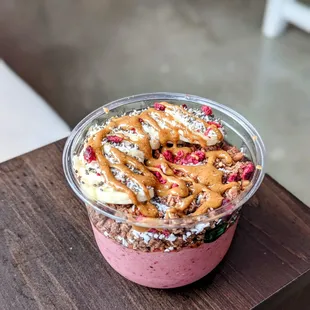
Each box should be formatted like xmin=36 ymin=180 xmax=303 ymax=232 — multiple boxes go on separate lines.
xmin=91 ymin=223 xmax=237 ymax=288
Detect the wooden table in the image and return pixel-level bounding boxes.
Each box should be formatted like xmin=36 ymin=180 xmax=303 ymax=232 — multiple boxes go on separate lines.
xmin=1 ymin=140 xmax=310 ymax=310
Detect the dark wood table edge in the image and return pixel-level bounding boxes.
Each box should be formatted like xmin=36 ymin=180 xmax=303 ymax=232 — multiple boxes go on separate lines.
xmin=255 ymin=269 xmax=310 ymax=309
xmin=252 ymin=177 xmax=310 ymax=309
xmin=2 ymin=138 xmax=310 ymax=309
xmin=264 ymin=174 xmax=309 ymax=208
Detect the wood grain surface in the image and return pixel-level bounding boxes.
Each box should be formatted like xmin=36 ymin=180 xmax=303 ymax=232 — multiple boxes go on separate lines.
xmin=1 ymin=140 xmax=310 ymax=310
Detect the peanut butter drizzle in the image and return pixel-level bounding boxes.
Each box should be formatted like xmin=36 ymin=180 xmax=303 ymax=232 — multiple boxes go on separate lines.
xmin=87 ymin=102 xmax=238 ymax=219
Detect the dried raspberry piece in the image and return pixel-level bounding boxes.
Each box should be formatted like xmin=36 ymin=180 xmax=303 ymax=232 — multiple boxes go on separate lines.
xmin=227 ymin=173 xmax=238 ymax=182
xmin=179 ymin=151 xmax=205 ymax=165
xmin=162 ymin=150 xmax=174 ymax=163
xmin=107 ymin=136 xmax=123 ymax=143
xmin=193 ymin=150 xmax=205 ymax=162
xmin=204 ymin=127 xmax=212 ymax=136
xmin=181 ymin=104 xmax=188 ymax=109
xmin=96 ymin=172 xmax=101 ymax=176
xmin=138 ymin=118 xmax=144 ymax=123
xmin=188 ymin=157 xmax=199 ymax=164
xmin=180 ymin=154 xmax=190 ymax=165
xmin=83 ymin=146 xmax=96 ymax=163
xmin=242 ymin=162 xmax=255 ymax=180
xmin=162 ymin=230 xmax=170 ymax=237
xmin=207 ymin=121 xmax=221 ymax=127
xmin=202 ymin=105 xmax=212 ymax=116
xmin=180 ymin=153 xmax=198 ymax=165
xmin=171 ymin=183 xmax=179 ymax=188
xmin=152 ymin=171 xmax=167 ymax=184
xmin=148 ymin=228 xmax=158 ymax=233
xmin=174 ymin=150 xmax=185 ymax=163
xmin=154 ymin=102 xmax=165 ymax=111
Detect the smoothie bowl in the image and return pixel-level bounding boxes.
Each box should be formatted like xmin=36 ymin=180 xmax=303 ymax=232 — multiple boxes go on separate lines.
xmin=63 ymin=92 xmax=265 ymax=288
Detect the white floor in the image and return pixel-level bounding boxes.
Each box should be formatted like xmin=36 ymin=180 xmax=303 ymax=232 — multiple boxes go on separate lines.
xmin=0 ymin=61 xmax=70 ymax=163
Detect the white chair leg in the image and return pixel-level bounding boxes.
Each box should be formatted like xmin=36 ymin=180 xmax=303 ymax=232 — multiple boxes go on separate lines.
xmin=262 ymin=0 xmax=293 ymax=38
xmin=284 ymin=1 xmax=310 ymax=33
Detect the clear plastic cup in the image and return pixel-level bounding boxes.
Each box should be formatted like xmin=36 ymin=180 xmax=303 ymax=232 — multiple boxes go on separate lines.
xmin=63 ymin=92 xmax=265 ymax=288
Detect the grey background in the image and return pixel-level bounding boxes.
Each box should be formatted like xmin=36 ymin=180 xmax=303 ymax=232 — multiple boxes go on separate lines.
xmin=1 ymin=0 xmax=310 ymax=205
